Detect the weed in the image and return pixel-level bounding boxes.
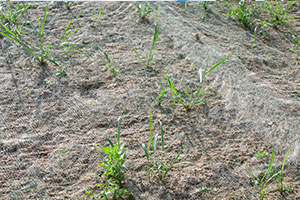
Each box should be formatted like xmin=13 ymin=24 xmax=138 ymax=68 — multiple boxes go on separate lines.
xmin=142 ymin=113 xmax=188 ymax=180
xmin=0 ymin=4 xmax=86 ymax=74
xmin=290 ymin=33 xmax=300 ymax=61
xmin=226 ymin=1 xmax=252 ymax=28
xmin=136 ymin=1 xmax=153 ymax=20
xmin=200 ymin=1 xmax=211 ymax=18
xmin=133 ymin=4 xmax=160 ymax=68
xmin=160 ymin=56 xmax=230 ymax=111
xmin=57 ymin=148 xmax=69 ymax=165
xmin=0 ymin=1 xmax=32 ymax=25
xmin=266 ymin=1 xmax=295 ymax=29
xmin=90 ymin=117 xmax=131 ymax=200
xmin=199 ymin=186 xmax=210 ymax=192
xmin=83 ymin=181 xmax=131 ymax=200
xmin=102 ymin=50 xmax=119 ymax=76
xmin=92 ymin=9 xmax=101 ymax=24
xmin=248 ymin=145 xmax=294 ymax=199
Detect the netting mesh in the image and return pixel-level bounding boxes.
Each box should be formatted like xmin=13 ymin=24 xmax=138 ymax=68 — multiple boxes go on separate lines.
xmin=0 ymin=1 xmax=299 ymax=200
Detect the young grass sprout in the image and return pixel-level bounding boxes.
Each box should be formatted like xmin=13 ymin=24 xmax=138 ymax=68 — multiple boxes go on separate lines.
xmin=102 ymin=50 xmax=119 ymax=76
xmin=142 ymin=112 xmax=188 ymax=180
xmin=0 ymin=4 xmax=87 ymax=75
xmin=248 ymin=145 xmax=294 ymax=199
xmin=159 ymin=56 xmax=230 ymax=111
xmin=136 ymin=1 xmax=153 ymax=20
xmin=133 ymin=4 xmax=160 ymax=68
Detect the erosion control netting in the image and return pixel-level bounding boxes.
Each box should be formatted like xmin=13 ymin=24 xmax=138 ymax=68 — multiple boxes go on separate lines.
xmin=0 ymin=2 xmax=299 ymax=200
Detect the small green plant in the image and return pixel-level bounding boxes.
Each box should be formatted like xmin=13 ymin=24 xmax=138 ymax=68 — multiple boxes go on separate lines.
xmin=0 ymin=1 xmax=32 ymax=25
xmin=141 ymin=112 xmax=186 ymax=180
xmin=57 ymin=148 xmax=69 ymax=164
xmin=0 ymin=4 xmax=86 ymax=74
xmin=160 ymin=56 xmax=230 ymax=111
xmin=136 ymin=1 xmax=153 ymax=20
xmin=133 ymin=4 xmax=160 ymax=68
xmin=102 ymin=50 xmax=119 ymax=76
xmin=256 ymin=151 xmax=266 ymax=159
xmin=200 ymin=1 xmax=211 ymax=18
xmin=290 ymin=33 xmax=300 ymax=61
xmin=83 ymin=181 xmax=131 ymax=200
xmin=266 ymin=1 xmax=295 ymax=28
xmin=92 ymin=9 xmax=101 ymax=24
xmin=248 ymin=145 xmax=294 ymax=199
xmin=226 ymin=1 xmax=252 ymax=28
xmin=90 ymin=117 xmax=131 ymax=200
xmin=199 ymin=186 xmax=210 ymax=192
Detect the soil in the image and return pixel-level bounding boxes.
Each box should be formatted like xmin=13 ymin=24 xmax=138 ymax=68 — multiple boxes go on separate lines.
xmin=0 ymin=2 xmax=299 ymax=200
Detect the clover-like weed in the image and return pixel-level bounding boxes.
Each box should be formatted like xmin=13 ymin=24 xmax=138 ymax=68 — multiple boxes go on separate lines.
xmin=141 ymin=112 xmax=187 ymax=180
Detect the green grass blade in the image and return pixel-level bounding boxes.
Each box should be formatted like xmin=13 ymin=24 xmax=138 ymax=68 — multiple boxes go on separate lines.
xmin=41 ymin=4 xmax=48 ymax=37
xmin=105 ymin=137 xmax=114 ymax=148
xmin=148 ymin=111 xmax=153 ymax=150
xmin=142 ymin=143 xmax=149 ymax=161
xmin=61 ymin=26 xmax=84 ymax=41
xmin=159 ymin=120 xmax=164 ymax=153
xmin=103 ymin=50 xmax=111 ymax=63
xmin=281 ymin=145 xmax=294 ymax=173
xmin=117 ymin=117 xmax=121 ymax=148
xmin=203 ymin=56 xmax=230 ymax=78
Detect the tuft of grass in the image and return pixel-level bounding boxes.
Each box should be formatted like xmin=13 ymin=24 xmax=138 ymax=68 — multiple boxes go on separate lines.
xmin=141 ymin=113 xmax=189 ymax=180
xmin=0 ymin=1 xmax=32 ymax=25
xmin=159 ymin=56 xmax=230 ymax=111
xmin=248 ymin=145 xmax=294 ymax=199
xmin=226 ymin=1 xmax=252 ymax=28
xmin=102 ymin=50 xmax=119 ymax=76
xmin=133 ymin=3 xmax=160 ymax=68
xmin=0 ymin=4 xmax=87 ymax=75
xmin=265 ymin=1 xmax=295 ymax=29
xmin=136 ymin=1 xmax=153 ymax=20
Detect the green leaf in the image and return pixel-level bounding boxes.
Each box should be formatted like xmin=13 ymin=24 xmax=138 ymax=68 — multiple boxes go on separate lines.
xmin=102 ymin=147 xmax=112 ymax=155
xmin=204 ymin=56 xmax=230 ymax=78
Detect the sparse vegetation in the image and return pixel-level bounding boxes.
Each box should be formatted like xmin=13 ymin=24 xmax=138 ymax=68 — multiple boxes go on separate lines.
xmin=0 ymin=2 xmax=298 ymax=200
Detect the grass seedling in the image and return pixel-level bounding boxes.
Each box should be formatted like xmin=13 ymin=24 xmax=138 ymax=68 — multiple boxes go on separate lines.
xmin=161 ymin=56 xmax=230 ymax=111
xmin=133 ymin=4 xmax=160 ymax=68
xmin=0 ymin=1 xmax=32 ymax=25
xmin=248 ymin=145 xmax=294 ymax=199
xmin=0 ymin=4 xmax=86 ymax=74
xmin=142 ymin=114 xmax=187 ymax=180
xmin=102 ymin=50 xmax=119 ymax=76
xmin=136 ymin=1 xmax=153 ymax=20
xmin=272 ymin=145 xmax=294 ymax=194
xmin=226 ymin=1 xmax=252 ymax=28
xmin=266 ymin=1 xmax=295 ymax=29
xmin=92 ymin=9 xmax=101 ymax=24
xmin=57 ymin=148 xmax=69 ymax=165
xmin=290 ymin=33 xmax=300 ymax=61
